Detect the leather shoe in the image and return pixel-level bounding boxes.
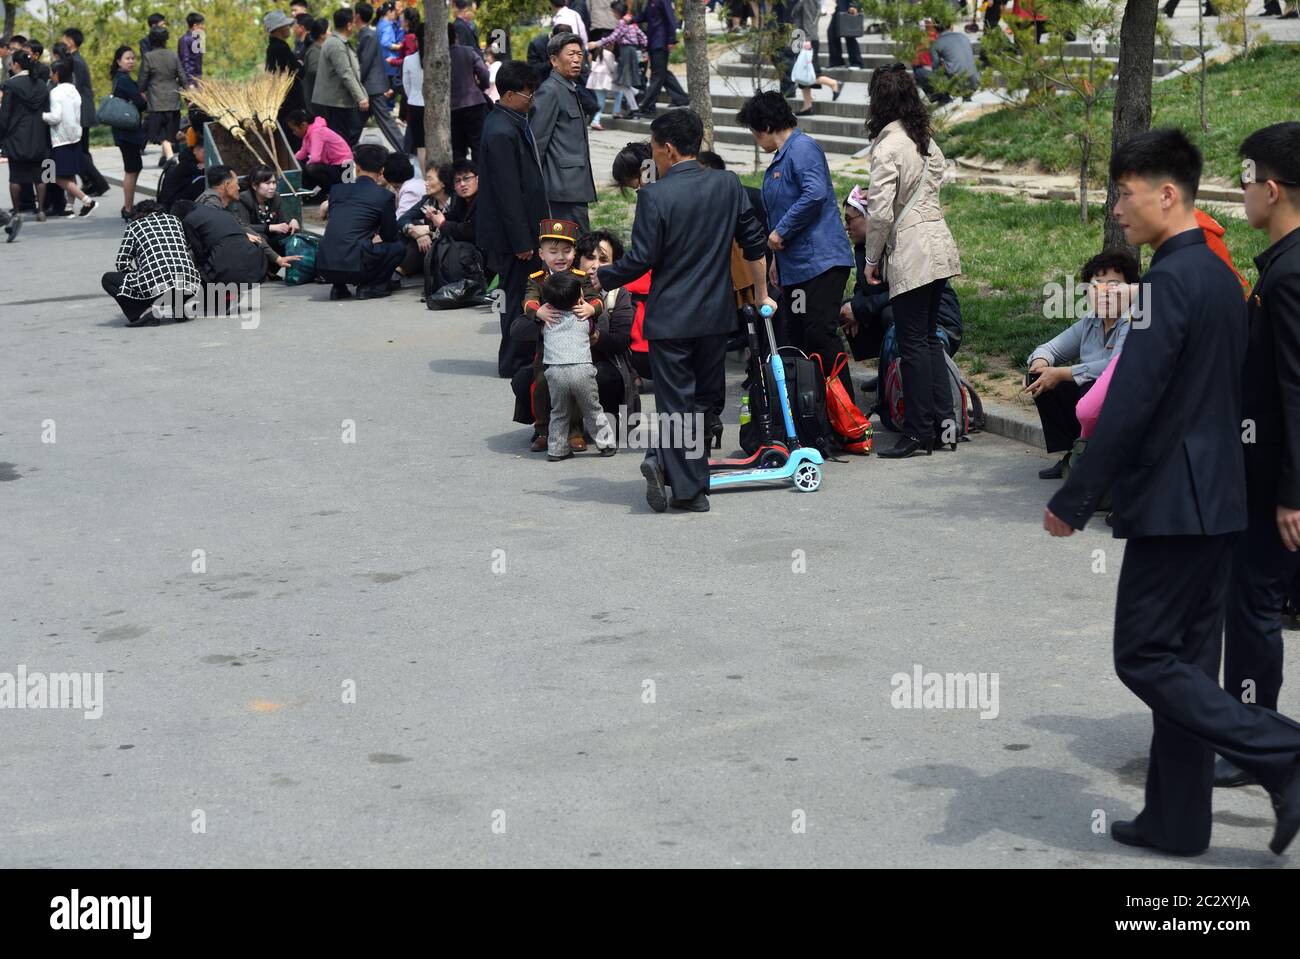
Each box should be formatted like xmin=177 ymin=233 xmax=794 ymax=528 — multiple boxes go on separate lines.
xmin=876 ymin=434 xmax=931 ymax=459
xmin=569 ymin=434 xmax=587 ymax=452
xmin=329 ymin=284 xmax=352 ymax=301
xmin=671 ymin=492 xmax=709 ymax=512
xmin=547 ymin=451 xmax=573 ymax=462
xmin=356 ymin=286 xmax=391 ymax=300
xmin=1270 ymin=760 xmax=1300 ymax=855
xmin=1111 ymin=820 xmax=1205 ymax=856
xmin=529 ymin=434 xmax=547 ymax=452
xmin=1038 ymin=454 xmax=1068 ymax=479
xmin=641 ymin=459 xmax=668 ymax=513
xmin=1214 ymin=756 xmax=1258 ymax=788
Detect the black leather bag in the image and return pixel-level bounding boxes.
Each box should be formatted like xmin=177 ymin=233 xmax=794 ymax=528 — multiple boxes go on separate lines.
xmin=835 ymin=12 xmax=865 ymax=38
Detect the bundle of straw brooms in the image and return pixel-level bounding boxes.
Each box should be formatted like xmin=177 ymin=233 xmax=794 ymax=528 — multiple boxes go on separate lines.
xmin=184 ymin=71 xmax=298 ymax=188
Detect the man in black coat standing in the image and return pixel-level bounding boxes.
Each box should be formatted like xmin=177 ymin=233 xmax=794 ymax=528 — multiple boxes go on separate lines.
xmin=1216 ymin=123 xmax=1300 ymax=789
xmin=1045 ymin=128 xmax=1300 ymax=858
xmin=476 ymin=60 xmax=550 ymax=378
xmin=264 ymin=12 xmax=305 ymax=145
xmin=595 ymin=109 xmax=774 ymax=513
xmin=316 ymin=143 xmax=404 ymax=299
xmin=61 ymin=28 xmax=109 ymax=197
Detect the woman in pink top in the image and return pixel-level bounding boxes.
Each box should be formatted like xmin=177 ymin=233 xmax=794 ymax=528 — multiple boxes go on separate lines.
xmin=287 ymin=110 xmax=354 ymax=198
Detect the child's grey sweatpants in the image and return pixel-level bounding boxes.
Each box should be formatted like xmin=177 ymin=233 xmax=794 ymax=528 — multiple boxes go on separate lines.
xmin=544 ymin=363 xmax=615 ymax=458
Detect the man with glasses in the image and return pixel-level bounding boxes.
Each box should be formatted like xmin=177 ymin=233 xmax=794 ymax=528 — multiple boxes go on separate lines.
xmin=477 ymin=60 xmax=550 ymax=378
xmin=1216 ymin=122 xmax=1300 ymax=789
xmin=1024 ymin=249 xmax=1140 ymax=479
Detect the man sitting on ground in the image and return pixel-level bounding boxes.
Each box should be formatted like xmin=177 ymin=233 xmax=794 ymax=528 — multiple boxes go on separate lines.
xmin=1024 ymin=249 xmax=1139 ymax=479
xmin=183 ymin=165 xmax=298 ymax=284
xmin=316 ymin=142 xmax=405 ymax=300
xmin=916 ymin=14 xmax=979 ymax=105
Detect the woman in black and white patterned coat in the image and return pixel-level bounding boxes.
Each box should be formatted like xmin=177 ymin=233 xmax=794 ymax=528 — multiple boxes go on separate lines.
xmin=102 ymin=201 xmax=202 ymax=327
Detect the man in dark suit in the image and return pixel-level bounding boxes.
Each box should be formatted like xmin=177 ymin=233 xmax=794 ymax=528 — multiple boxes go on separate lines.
xmin=530 ymin=32 xmax=596 ymax=230
xmin=476 ymin=60 xmax=550 ymax=378
xmin=60 ymin=28 xmax=109 ymax=197
xmin=634 ymin=0 xmax=688 ymax=117
xmin=1045 ymin=128 xmax=1300 ymax=857
xmin=353 ymin=2 xmax=404 ymax=152
xmin=183 ymin=166 xmax=295 ymax=284
xmin=595 ymin=109 xmax=774 ymax=513
xmin=1216 ymin=122 xmax=1300 ymax=789
xmin=316 ymin=143 xmax=404 ymax=299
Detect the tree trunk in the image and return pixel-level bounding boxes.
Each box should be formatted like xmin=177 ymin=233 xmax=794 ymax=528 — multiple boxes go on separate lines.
xmin=1197 ymin=4 xmax=1209 ymax=132
xmin=423 ymin=0 xmax=453 ymax=166
xmin=3 ymin=1 xmax=17 ymax=42
xmin=684 ymin=0 xmax=714 ymax=151
xmin=1103 ymin=0 xmax=1157 ymax=253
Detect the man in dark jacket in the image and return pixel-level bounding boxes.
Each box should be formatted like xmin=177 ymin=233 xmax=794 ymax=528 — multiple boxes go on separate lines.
xmin=1045 ymin=128 xmax=1300 ymax=858
xmin=61 ymin=28 xmax=109 ymax=196
xmin=158 ymin=140 xmax=207 ymax=213
xmin=354 ymin=2 xmax=404 ymax=152
xmin=634 ymin=0 xmax=687 ymax=117
xmin=264 ymin=10 xmax=306 ymax=141
xmin=1216 ymin=123 xmax=1300 ymax=790
xmin=316 ymin=143 xmax=404 ymax=299
xmin=0 ymin=54 xmax=51 ymax=217
xmin=184 ymin=166 xmax=289 ymax=284
xmin=476 ymin=60 xmax=550 ymax=378
xmin=530 ymin=32 xmax=596 ymax=229
xmin=596 ymin=109 xmax=775 ymax=513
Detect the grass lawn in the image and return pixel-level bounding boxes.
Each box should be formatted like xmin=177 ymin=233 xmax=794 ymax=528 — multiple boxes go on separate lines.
xmin=589 ymin=178 xmax=1271 ymax=378
xmin=943 ymin=44 xmax=1300 ymax=181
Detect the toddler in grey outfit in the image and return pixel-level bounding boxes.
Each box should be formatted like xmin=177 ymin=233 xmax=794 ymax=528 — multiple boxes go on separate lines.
xmin=540 ymin=272 xmax=617 ymax=461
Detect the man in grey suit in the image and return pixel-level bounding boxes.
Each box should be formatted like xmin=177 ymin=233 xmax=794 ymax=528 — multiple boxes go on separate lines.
xmin=353 ymin=2 xmax=404 ymax=153
xmin=311 ymin=8 xmax=369 ymax=147
xmin=595 ymin=109 xmax=776 ymax=513
xmin=529 ymin=32 xmax=596 ymax=230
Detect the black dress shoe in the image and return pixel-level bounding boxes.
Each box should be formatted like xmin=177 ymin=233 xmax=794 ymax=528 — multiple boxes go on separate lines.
xmin=671 ymin=491 xmax=710 ymax=512
xmin=877 ymin=434 xmax=931 ymax=459
xmin=1270 ymin=760 xmax=1300 ymax=855
xmin=1038 ymin=454 xmax=1068 ymax=479
xmin=126 ymin=315 xmax=161 ymax=327
xmin=1214 ymin=756 xmax=1258 ymax=788
xmin=1112 ymin=819 xmax=1205 ymax=856
xmin=641 ymin=459 xmax=668 ymax=513
xmin=356 ymin=286 xmax=391 ymax=300
xmin=329 ymin=284 xmax=353 ymax=300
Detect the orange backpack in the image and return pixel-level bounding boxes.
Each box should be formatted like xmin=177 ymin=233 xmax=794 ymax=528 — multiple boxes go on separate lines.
xmin=820 ymin=353 xmax=874 ymax=454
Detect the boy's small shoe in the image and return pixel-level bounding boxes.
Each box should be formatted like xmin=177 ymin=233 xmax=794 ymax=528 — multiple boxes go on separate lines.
xmin=569 ymin=435 xmax=587 ymax=452
xmin=547 ymin=451 xmax=574 ymax=462
xmin=598 ymin=446 xmax=617 ymax=457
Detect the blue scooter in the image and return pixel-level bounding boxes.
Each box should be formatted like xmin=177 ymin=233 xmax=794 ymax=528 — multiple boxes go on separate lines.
xmin=709 ymin=305 xmax=824 ymax=494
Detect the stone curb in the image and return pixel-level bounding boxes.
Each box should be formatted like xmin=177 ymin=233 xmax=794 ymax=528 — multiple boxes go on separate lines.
xmin=980 ymin=398 xmax=1044 ymax=450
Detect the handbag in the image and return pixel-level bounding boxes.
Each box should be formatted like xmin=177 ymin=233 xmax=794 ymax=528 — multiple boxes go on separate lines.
xmin=835 ymin=12 xmax=866 ymax=37
xmin=96 ymin=94 xmax=141 ymax=131
xmin=283 ymin=233 xmax=318 ymax=286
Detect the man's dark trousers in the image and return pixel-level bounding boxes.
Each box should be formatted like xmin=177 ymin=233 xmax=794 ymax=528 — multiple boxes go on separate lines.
xmin=320 ymin=241 xmax=405 ymax=292
xmin=548 ymin=201 xmax=589 ymax=233
xmin=1224 ymin=503 xmax=1300 ymax=712
xmin=646 ymin=333 xmax=726 ymax=501
xmin=639 ymin=48 xmax=687 ymax=112
xmin=489 ymin=250 xmax=539 ymax=378
xmin=367 ymin=97 xmax=405 ymax=152
xmin=79 ymin=128 xmax=109 ymax=194
xmin=450 ymin=103 xmax=487 ymax=162
xmin=1033 ymin=378 xmax=1092 ymax=453
xmin=321 ymin=104 xmax=364 ymax=147
xmin=1116 ymin=533 xmax=1300 ymax=853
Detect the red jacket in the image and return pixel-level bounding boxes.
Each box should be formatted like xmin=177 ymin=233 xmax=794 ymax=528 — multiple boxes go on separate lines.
xmin=623 ymin=271 xmax=652 ymax=353
xmin=1196 ymin=208 xmax=1250 ymax=298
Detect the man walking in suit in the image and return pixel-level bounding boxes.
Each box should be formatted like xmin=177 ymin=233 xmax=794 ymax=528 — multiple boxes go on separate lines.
xmin=1216 ymin=122 xmax=1300 ymax=789
xmin=476 ymin=60 xmax=550 ymax=378
xmin=60 ymin=29 xmax=109 ymax=197
xmin=530 ymin=32 xmax=597 ymax=231
xmin=353 ymin=2 xmax=404 ymax=152
xmin=634 ymin=0 xmax=688 ymax=117
xmin=595 ymin=109 xmax=774 ymax=513
xmin=1045 ymin=128 xmax=1300 ymax=857
xmin=311 ymin=7 xmax=370 ymax=146
xmin=315 ymin=143 xmax=404 ymax=299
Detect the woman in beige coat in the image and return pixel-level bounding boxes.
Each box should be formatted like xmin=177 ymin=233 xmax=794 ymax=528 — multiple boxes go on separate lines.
xmin=861 ymin=63 xmax=962 ymax=458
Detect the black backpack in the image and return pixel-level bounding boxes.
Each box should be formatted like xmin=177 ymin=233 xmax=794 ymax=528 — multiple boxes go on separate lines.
xmin=423 ymin=235 xmax=486 ymax=310
xmin=740 ymin=348 xmax=835 ymax=457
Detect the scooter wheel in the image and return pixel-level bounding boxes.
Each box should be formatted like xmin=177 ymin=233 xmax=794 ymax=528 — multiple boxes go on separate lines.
xmin=793 ymin=463 xmax=821 ymax=492
xmin=759 ymin=449 xmax=787 ymax=469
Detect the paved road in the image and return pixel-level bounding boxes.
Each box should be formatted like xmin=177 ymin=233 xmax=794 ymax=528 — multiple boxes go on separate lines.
xmin=2 ymin=174 xmax=1296 ymax=868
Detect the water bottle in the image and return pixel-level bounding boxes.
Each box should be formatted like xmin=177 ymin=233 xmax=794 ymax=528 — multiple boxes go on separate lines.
xmin=739 ymin=392 xmax=751 ymax=426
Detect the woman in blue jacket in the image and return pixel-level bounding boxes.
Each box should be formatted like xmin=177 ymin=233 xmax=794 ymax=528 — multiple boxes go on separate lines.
xmin=109 ymin=45 xmax=148 ymax=220
xmin=738 ymin=90 xmax=856 ymax=398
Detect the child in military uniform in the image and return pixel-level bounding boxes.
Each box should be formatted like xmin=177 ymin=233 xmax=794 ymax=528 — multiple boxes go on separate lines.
xmin=509 ymin=219 xmax=606 ymax=452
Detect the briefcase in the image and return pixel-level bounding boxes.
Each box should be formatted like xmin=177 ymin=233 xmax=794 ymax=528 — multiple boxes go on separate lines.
xmin=835 ymin=12 xmax=865 ymax=37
